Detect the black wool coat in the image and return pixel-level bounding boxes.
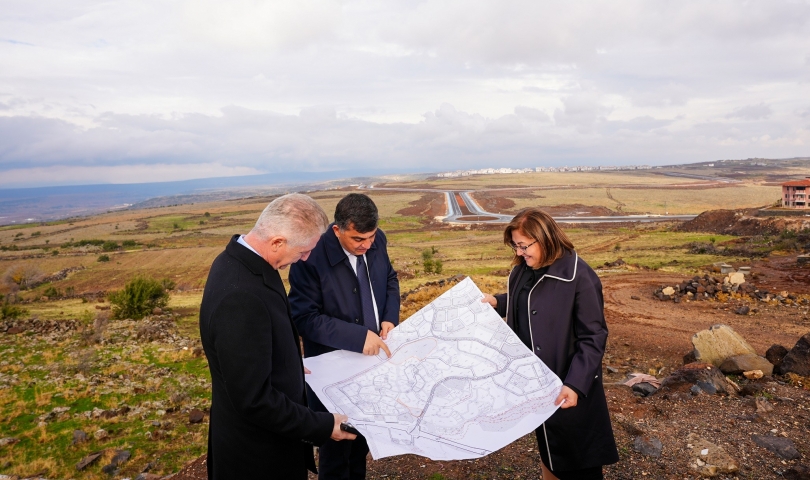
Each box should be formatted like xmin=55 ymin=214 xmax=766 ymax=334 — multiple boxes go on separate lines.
xmin=494 ymin=251 xmax=619 ymax=472
xmin=199 ymin=235 xmax=334 ymax=479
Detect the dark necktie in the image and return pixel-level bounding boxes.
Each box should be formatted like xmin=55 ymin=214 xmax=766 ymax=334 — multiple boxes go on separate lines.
xmin=355 ymin=254 xmax=378 ymax=333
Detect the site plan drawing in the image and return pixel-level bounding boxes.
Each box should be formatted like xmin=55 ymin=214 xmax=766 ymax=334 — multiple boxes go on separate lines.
xmin=304 ymin=277 xmax=563 ymax=461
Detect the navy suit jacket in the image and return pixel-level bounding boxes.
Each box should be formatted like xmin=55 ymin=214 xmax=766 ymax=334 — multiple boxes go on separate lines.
xmin=289 ymin=225 xmax=400 ymax=358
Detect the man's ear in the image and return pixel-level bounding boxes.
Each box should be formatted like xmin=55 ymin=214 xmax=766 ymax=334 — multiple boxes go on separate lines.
xmin=332 ymin=224 xmax=341 ymax=237
xmin=268 ymin=236 xmax=286 ymax=251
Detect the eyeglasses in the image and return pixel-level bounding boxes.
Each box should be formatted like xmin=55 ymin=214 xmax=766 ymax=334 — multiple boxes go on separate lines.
xmin=510 ymin=240 xmax=537 ymax=253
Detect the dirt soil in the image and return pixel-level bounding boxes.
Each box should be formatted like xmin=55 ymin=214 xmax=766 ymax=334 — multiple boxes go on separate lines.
xmin=678 ymin=209 xmax=810 ymax=236
xmin=172 ymin=254 xmax=810 ymax=480
xmin=396 ymin=193 xmax=447 ymax=217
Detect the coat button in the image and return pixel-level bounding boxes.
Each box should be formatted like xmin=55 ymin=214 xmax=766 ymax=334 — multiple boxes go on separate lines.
xmin=355 ymin=318 xmax=360 ymax=324
xmin=531 ymin=310 xmax=537 ymax=315
xmin=353 ymin=288 xmax=357 ymax=294
xmin=535 ymin=346 xmax=541 ymax=352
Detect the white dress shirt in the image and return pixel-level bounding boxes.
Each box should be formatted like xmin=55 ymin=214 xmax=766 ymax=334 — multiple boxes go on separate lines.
xmin=342 ymin=247 xmax=380 ymax=329
xmin=237 ymin=235 xmax=262 ymax=257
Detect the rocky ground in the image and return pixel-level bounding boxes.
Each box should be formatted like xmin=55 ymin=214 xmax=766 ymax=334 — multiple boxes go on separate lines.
xmin=2 ymin=254 xmax=809 ymax=479
xmin=167 ymin=256 xmax=810 ymax=480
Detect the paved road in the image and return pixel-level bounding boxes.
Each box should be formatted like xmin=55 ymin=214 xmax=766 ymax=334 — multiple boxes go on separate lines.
xmin=363 ymin=186 xmax=698 ymax=224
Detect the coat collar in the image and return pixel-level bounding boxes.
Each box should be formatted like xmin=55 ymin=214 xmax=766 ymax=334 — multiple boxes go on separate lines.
xmin=324 ymin=223 xmax=379 ymax=267
xmin=225 ymin=234 xmax=286 ymax=295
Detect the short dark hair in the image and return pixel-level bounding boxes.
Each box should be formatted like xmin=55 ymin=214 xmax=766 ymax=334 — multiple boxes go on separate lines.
xmin=334 ymin=193 xmax=379 ymax=233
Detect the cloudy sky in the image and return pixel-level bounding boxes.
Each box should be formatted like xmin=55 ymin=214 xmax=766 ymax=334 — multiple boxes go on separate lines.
xmin=2 ymin=1 xmax=810 ymax=188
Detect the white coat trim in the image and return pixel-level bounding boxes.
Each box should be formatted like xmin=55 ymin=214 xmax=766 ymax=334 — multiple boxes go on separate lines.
xmin=542 ymin=252 xmax=578 ymax=283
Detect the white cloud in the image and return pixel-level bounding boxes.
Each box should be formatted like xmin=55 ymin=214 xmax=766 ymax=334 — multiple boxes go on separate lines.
xmin=1 ymin=1 xmax=810 ymax=187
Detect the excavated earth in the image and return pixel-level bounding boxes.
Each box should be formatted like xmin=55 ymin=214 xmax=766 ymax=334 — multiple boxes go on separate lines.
xmin=173 ymin=255 xmax=810 ymax=480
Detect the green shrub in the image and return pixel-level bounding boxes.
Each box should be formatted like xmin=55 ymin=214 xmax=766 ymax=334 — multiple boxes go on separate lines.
xmin=43 ymin=286 xmax=61 ymax=298
xmin=121 ymin=240 xmax=138 ymax=248
xmin=204 ymin=212 xmax=211 ymax=217
xmin=433 ymin=259 xmax=443 ymax=274
xmin=74 ymin=239 xmax=105 ymax=247
xmin=101 ymin=241 xmax=119 ymax=251
xmin=97 ymin=254 xmax=110 ymax=262
xmin=31 ymin=231 xmax=41 ymax=237
xmin=1 ymin=303 xmax=28 ymax=320
xmin=51 ymin=250 xmax=58 ymax=256
xmin=107 ymin=276 xmax=170 ymax=319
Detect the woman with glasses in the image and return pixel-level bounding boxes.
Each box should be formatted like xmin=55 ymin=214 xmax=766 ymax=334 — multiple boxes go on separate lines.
xmin=482 ymin=208 xmax=618 ymax=480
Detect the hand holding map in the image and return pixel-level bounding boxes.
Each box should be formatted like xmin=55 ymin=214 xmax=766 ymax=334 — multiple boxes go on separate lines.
xmin=304 ymin=277 xmax=563 ymax=461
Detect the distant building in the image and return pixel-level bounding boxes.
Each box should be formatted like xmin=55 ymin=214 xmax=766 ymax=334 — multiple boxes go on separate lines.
xmin=782 ymin=178 xmax=810 ymax=208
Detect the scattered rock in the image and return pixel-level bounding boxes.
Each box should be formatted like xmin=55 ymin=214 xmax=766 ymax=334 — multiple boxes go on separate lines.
xmin=606 ymin=365 xmax=619 ymax=374
xmin=784 ymin=465 xmax=810 ymax=480
xmin=76 ymin=451 xmax=102 ymax=470
xmin=718 ymin=353 xmax=773 ymax=376
xmin=734 ymin=305 xmax=750 ymax=315
xmin=0 ymin=437 xmax=19 ymax=447
xmin=752 ymin=434 xmax=801 ymax=460
xmin=189 ymin=409 xmax=205 ymax=424
xmin=765 ymin=344 xmax=789 ymax=373
xmin=755 ymin=397 xmax=774 ymax=414
xmin=686 ymin=433 xmax=739 ymax=477
xmin=739 ymin=382 xmax=767 ymax=397
xmin=632 ymin=382 xmax=658 ymax=397
xmin=689 ymin=324 xmax=757 ymax=367
xmin=658 ymin=363 xmax=736 ymax=396
xmin=633 ymin=435 xmax=663 ymax=457
xmin=72 ymin=430 xmax=88 ymax=445
xmin=743 ymin=370 xmax=764 ymax=379
xmin=94 ymin=428 xmax=108 ymax=440
xmin=728 ymin=272 xmax=745 ymax=285
xmin=662 ymin=286 xmax=675 ymax=296
xmin=135 ymin=474 xmax=163 ymax=480
xmin=781 ymin=332 xmax=810 ymax=376
xmin=152 ymin=307 xmax=163 ymax=315
xmin=102 ymin=449 xmax=131 ymax=474
xmin=631 ymin=295 xmax=641 ymax=300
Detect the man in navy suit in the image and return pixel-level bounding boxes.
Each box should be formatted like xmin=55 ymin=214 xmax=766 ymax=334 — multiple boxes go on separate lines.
xmin=289 ymin=193 xmax=400 ymax=480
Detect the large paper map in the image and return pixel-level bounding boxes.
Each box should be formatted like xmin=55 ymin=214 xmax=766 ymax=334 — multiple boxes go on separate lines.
xmin=303 ymin=277 xmax=563 ymax=460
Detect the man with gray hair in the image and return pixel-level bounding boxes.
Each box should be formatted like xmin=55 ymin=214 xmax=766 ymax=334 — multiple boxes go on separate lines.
xmin=200 ymin=193 xmax=356 ymax=480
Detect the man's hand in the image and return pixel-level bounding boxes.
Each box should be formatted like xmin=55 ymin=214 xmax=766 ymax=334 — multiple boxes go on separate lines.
xmin=555 ymin=385 xmax=578 ymax=409
xmin=379 ymin=321 xmax=395 ymax=340
xmin=481 ymin=294 xmax=497 ymax=308
xmin=304 ymin=366 xmax=311 ymax=374
xmin=363 ymin=330 xmax=391 ymax=357
xmin=331 ymin=414 xmax=356 ymax=441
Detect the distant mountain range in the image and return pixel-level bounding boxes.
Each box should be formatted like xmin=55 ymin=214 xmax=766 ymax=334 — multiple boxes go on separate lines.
xmin=0 ymin=169 xmax=422 ymax=225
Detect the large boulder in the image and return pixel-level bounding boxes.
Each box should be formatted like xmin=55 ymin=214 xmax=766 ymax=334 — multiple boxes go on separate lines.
xmin=781 ymin=333 xmax=810 ymax=377
xmin=657 ymin=363 xmax=737 ymax=396
xmin=718 ymin=353 xmax=774 ymax=376
xmin=689 ymin=324 xmax=757 ymax=367
xmin=765 ymin=344 xmax=789 ymax=373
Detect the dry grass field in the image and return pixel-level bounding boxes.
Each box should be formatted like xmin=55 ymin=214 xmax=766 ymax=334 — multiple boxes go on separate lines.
xmin=0 ymin=169 xmax=805 ymax=478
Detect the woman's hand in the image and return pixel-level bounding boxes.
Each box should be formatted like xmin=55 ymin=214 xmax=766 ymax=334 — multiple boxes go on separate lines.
xmin=481 ymin=294 xmax=497 ymax=308
xmin=555 ymin=385 xmax=578 ymax=409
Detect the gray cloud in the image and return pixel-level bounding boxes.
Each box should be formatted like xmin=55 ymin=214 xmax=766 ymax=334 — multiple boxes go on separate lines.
xmin=726 ymin=103 xmax=773 ymax=120
xmin=1 ymin=1 xmax=810 ymax=187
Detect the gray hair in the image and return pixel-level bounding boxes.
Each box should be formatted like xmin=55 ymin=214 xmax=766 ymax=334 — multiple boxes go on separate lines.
xmin=250 ymin=193 xmax=329 ymax=246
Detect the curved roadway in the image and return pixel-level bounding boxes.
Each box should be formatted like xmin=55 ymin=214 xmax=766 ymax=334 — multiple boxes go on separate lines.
xmin=365 ymin=187 xmax=697 ymax=224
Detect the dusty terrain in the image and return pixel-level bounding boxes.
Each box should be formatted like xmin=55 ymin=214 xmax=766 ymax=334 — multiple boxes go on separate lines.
xmin=171 ymin=254 xmax=810 ymax=480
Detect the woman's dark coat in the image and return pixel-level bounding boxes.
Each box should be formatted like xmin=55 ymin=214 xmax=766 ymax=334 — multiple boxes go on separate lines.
xmin=494 ymin=251 xmax=619 ymax=472
xmin=199 ymin=236 xmax=335 ymax=479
